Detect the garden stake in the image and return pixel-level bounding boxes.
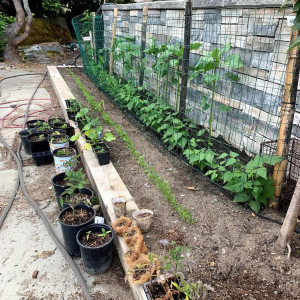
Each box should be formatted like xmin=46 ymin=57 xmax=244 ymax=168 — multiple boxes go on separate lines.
xmin=138 ymin=6 xmax=148 ymax=87
xmin=109 ymin=7 xmax=118 ymax=74
xmin=179 ymin=0 xmax=192 ymax=116
xmin=271 ymin=21 xmax=300 ymax=208
xmin=92 ymin=12 xmax=96 ymax=63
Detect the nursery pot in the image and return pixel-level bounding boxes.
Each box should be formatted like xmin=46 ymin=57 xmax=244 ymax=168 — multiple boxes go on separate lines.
xmin=18 ymin=128 xmax=37 ymax=154
xmin=133 ymin=209 xmax=154 ymax=233
xmin=26 ymin=119 xmax=45 ymax=129
xmin=49 ymin=134 xmax=70 ymax=153
xmin=52 ymin=172 xmax=69 ymax=201
xmin=53 ymin=122 xmax=74 ymax=137
xmin=58 ymin=187 xmax=94 ymax=210
xmin=26 ymin=132 xmax=50 ymax=154
xmin=53 ymin=147 xmax=76 ymax=174
xmin=112 ymin=197 xmax=126 ymax=217
xmin=58 ymin=204 xmax=96 ymax=257
xmin=76 ymin=223 xmax=114 ymax=274
xmin=93 ymin=142 xmax=110 ymax=166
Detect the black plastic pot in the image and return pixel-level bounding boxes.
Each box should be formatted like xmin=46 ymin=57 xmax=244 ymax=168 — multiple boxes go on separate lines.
xmin=26 ymin=132 xmax=50 ymax=154
xmin=93 ymin=143 xmax=110 ymax=165
xmin=53 ymin=122 xmax=74 ymax=137
xmin=58 ymin=204 xmax=96 ymax=257
xmin=76 ymin=119 xmax=85 ymax=131
xmin=32 ymin=151 xmax=53 ymax=166
xmin=18 ymin=128 xmax=37 ymax=155
xmin=58 ymin=187 xmax=94 ymax=210
xmin=26 ymin=119 xmax=45 ymax=129
xmin=76 ymin=223 xmax=114 ymax=274
xmin=52 ymin=172 xmax=69 ymax=201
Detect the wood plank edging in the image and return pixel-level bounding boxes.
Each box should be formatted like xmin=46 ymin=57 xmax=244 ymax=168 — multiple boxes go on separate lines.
xmin=47 ymin=66 xmax=148 ymax=300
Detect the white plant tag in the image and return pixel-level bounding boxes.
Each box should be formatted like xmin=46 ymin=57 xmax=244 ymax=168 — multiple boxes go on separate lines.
xmin=95 ymin=216 xmax=105 ymax=224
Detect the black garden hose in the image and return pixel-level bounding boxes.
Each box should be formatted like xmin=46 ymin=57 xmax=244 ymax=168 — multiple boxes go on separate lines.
xmin=0 ymin=73 xmax=92 ymax=300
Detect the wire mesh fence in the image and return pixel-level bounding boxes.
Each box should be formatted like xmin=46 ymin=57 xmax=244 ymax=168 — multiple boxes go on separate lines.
xmin=72 ymin=5 xmax=300 ymax=213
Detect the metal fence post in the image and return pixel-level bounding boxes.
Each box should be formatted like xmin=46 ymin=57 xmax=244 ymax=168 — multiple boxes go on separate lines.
xmin=139 ymin=6 xmax=148 ymax=87
xmin=109 ymin=7 xmax=118 ymax=75
xmin=179 ymin=0 xmax=192 ymax=116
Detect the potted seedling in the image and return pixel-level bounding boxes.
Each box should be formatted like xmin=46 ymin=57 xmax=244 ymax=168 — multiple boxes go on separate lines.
xmin=26 ymin=119 xmax=46 ymax=129
xmin=76 ymin=223 xmax=114 ymax=273
xmin=49 ymin=134 xmax=70 ymax=152
xmin=18 ymin=128 xmax=38 ymax=154
xmin=58 ymin=203 xmax=96 ymax=257
xmin=53 ymin=122 xmax=74 ymax=137
xmin=133 ymin=209 xmax=154 ymax=233
xmin=48 ymin=117 xmax=65 ymax=127
xmin=75 ymin=107 xmax=89 ymax=131
xmin=66 ymin=98 xmax=81 ymax=120
xmin=26 ymin=132 xmax=50 ymax=153
xmin=53 ymin=147 xmax=76 ymax=174
xmin=35 ymin=120 xmax=52 ymax=133
xmin=52 ymin=167 xmax=88 ymax=201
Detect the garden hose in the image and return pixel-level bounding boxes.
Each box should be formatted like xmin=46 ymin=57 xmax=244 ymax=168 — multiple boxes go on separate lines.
xmin=0 ymin=73 xmax=92 ymax=300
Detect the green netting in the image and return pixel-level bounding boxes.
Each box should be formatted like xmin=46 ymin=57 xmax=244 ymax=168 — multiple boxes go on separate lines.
xmin=72 ymin=7 xmax=299 ymax=212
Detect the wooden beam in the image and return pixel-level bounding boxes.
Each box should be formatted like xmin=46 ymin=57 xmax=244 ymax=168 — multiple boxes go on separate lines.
xmin=47 ymin=66 xmax=148 ymax=300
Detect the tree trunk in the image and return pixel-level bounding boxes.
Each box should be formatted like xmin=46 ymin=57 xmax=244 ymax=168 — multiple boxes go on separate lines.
xmin=3 ymin=0 xmax=33 ymax=62
xmin=276 ymin=176 xmax=300 ymax=251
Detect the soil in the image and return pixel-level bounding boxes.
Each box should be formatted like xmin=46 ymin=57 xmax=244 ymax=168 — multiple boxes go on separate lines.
xmin=133 ymin=269 xmax=147 ymax=281
xmin=61 ymin=68 xmax=300 ymax=299
xmin=55 ymin=177 xmax=69 ymax=186
xmin=137 ymin=212 xmax=152 ymax=218
xmin=80 ymin=231 xmax=112 ymax=247
xmin=146 ymin=282 xmax=166 ymax=299
xmin=60 ymin=208 xmax=93 ymax=225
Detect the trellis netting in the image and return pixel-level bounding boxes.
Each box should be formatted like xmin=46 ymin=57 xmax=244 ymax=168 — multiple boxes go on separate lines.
xmin=72 ymin=5 xmax=300 ymax=212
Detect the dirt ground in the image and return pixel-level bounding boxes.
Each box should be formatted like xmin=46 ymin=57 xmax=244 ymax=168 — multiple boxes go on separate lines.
xmin=60 ymin=67 xmax=300 ymax=300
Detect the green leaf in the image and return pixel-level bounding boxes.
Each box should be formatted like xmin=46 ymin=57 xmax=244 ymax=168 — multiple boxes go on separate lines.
xmin=70 ymin=133 xmax=80 ymax=142
xmin=230 ymin=151 xmax=239 ymax=158
xmin=225 ymin=72 xmax=240 ymax=82
xmin=225 ymin=157 xmax=236 ymax=167
xmin=292 ymin=20 xmax=300 ymax=32
xmin=201 ymin=96 xmax=210 ymax=111
xmin=252 ymin=186 xmax=263 ymax=200
xmin=224 ymin=178 xmax=244 ymax=193
xmin=218 ymin=153 xmax=228 ymax=159
xmin=190 ymin=43 xmax=202 ymax=50
xmin=261 ymin=155 xmax=284 ymax=166
xmin=104 ymin=132 xmax=116 ymax=142
xmin=244 ymin=181 xmax=253 ymax=188
xmin=219 ymin=104 xmax=232 ymax=112
xmin=223 ymin=171 xmax=233 ymax=183
xmin=287 ymin=36 xmax=300 ymax=52
xmin=222 ymin=54 xmax=243 ymax=69
xmin=256 ymin=167 xmax=267 ymax=180
xmin=294 ymin=1 xmax=300 ymax=12
xmin=211 ymin=48 xmax=220 ymax=61
xmin=248 ymin=200 xmax=261 ymax=213
xmin=204 ymin=74 xmax=219 ymax=86
xmin=233 ymin=192 xmax=250 ymax=203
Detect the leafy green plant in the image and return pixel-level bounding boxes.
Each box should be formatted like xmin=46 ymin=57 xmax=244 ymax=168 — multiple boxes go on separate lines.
xmin=190 ymin=42 xmax=243 ymax=147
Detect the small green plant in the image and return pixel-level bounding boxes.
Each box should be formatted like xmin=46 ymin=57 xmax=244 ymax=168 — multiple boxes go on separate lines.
xmin=97 ymin=228 xmax=111 ymax=238
xmin=86 ymin=230 xmax=92 ymax=241
xmin=164 ymin=242 xmax=190 ymax=280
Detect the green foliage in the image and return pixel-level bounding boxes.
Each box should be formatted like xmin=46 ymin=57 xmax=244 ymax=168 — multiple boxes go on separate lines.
xmin=42 ymin=0 xmax=61 ymax=13
xmin=0 ymin=13 xmax=14 ymax=59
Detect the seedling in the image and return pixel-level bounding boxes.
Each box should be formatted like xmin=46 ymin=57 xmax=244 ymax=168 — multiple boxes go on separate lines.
xmin=97 ymin=228 xmax=111 ymax=238
xmin=86 ymin=230 xmax=92 ymax=241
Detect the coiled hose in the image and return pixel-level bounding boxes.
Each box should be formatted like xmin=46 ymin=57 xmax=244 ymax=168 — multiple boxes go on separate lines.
xmin=0 ymin=73 xmax=92 ymax=300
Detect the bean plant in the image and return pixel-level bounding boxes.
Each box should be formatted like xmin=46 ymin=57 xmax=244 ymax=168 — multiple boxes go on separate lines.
xmin=190 ymin=42 xmax=243 ymax=147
